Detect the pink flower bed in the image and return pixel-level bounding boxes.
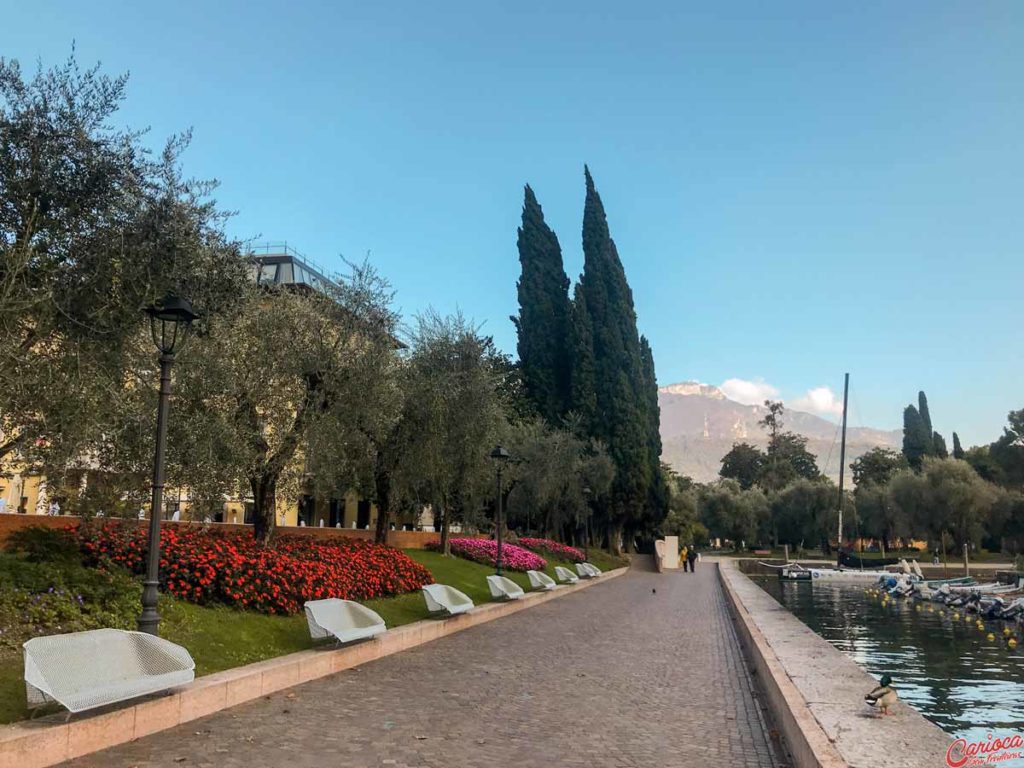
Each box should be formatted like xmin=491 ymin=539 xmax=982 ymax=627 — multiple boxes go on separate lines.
xmin=517 ymin=537 xmax=585 ymax=563
xmin=427 ymin=538 xmax=546 ymax=572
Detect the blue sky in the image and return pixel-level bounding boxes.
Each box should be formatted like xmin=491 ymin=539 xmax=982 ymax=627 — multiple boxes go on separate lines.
xmin=4 ymin=2 xmax=1022 ymax=445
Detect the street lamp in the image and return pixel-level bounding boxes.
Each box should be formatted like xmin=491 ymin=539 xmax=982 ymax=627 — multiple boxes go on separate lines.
xmin=582 ymin=485 xmax=593 ymax=561
xmin=490 ymin=445 xmax=510 ymax=576
xmin=138 ymin=293 xmax=198 ymax=636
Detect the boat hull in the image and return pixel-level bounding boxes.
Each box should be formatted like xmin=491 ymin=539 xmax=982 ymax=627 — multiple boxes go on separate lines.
xmin=780 ymin=567 xmax=894 ymax=583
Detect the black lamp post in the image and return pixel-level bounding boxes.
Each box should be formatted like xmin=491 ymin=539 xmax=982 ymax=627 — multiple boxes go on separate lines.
xmin=490 ymin=445 xmax=510 ymax=576
xmin=582 ymin=485 xmax=593 ymax=561
xmin=138 ymin=293 xmax=198 ymax=636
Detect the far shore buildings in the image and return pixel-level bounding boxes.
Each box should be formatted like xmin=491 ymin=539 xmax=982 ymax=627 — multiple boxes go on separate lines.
xmin=0 ymin=243 xmax=432 ymax=532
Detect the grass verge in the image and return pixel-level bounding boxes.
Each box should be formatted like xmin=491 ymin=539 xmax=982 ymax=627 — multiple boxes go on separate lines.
xmin=0 ymin=546 xmax=627 ymax=724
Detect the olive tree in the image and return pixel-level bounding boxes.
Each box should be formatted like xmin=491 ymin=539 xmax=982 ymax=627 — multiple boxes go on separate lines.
xmin=394 ymin=311 xmax=504 ymax=554
xmin=163 ymin=265 xmax=399 ymax=543
xmin=0 ymin=53 xmax=245 ymax=473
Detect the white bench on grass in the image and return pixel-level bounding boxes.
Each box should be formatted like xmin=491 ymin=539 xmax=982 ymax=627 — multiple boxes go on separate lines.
xmin=304 ymin=598 xmax=386 ymax=644
xmin=555 ymin=566 xmax=579 ymax=584
xmin=23 ymin=628 xmax=195 ymax=715
xmin=575 ymin=562 xmax=602 ymax=578
xmin=527 ymin=570 xmax=557 ymax=591
xmin=583 ymin=562 xmax=602 ymax=577
xmin=486 ymin=575 xmax=525 ymax=600
xmin=422 ymin=584 xmax=474 ymax=615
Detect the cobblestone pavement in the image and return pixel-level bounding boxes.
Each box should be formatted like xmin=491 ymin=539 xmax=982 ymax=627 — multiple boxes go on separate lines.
xmin=68 ymin=560 xmax=788 ymax=767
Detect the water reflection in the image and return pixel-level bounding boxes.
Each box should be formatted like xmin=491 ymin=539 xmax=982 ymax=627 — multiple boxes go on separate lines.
xmin=757 ymin=577 xmax=1024 ymax=749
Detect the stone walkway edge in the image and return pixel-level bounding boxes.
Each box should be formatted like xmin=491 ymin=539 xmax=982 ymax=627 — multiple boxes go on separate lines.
xmin=0 ymin=568 xmax=626 ymax=768
xmin=718 ymin=559 xmax=950 ymax=768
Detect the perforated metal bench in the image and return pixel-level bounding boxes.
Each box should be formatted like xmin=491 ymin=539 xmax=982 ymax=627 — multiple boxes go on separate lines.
xmin=422 ymin=584 xmax=474 ymax=615
xmin=575 ymin=562 xmax=601 ymax=578
xmin=304 ymin=598 xmax=387 ymax=644
xmin=527 ymin=570 xmax=557 ymax=590
xmin=555 ymin=566 xmax=579 ymax=584
xmin=486 ymin=575 xmax=525 ymax=600
xmin=23 ymin=629 xmax=195 ymax=715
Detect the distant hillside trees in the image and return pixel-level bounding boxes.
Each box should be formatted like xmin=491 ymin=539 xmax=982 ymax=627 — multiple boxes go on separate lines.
xmin=720 ymin=402 xmax=821 ymax=493
xmin=851 ymin=447 xmax=907 ymax=487
xmin=719 ymin=443 xmax=764 ymax=490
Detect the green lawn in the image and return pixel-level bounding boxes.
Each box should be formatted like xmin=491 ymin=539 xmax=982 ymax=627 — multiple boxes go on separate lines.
xmin=0 ymin=546 xmax=628 ymax=723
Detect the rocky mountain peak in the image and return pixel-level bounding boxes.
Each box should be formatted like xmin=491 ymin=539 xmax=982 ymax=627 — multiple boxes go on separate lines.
xmin=658 ymin=381 xmax=725 ymax=400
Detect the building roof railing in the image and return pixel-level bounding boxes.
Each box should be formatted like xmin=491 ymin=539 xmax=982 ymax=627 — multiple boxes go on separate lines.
xmin=246 ymin=242 xmax=333 ymax=284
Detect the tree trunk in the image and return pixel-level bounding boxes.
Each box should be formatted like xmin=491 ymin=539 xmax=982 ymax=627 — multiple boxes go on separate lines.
xmin=941 ymin=530 xmax=949 ymax=578
xmin=438 ymin=501 xmax=450 ymax=556
xmin=250 ymin=473 xmax=278 ymax=545
xmin=607 ymin=520 xmax=624 ymax=556
xmin=373 ymin=458 xmax=391 ymax=545
xmin=963 ymin=538 xmax=970 ymax=576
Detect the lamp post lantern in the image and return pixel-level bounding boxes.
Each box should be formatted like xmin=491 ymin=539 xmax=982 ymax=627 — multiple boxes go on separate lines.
xmin=490 ymin=445 xmax=510 ymax=576
xmin=582 ymin=485 xmax=593 ymax=561
xmin=138 ymin=293 xmax=198 ymax=636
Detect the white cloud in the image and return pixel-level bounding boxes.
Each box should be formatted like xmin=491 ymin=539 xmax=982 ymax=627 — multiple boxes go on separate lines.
xmin=720 ymin=378 xmax=780 ymax=406
xmin=792 ymin=386 xmax=844 ymax=418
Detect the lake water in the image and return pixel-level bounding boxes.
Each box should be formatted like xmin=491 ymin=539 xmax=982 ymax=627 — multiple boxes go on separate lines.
xmin=756 ymin=576 xmax=1024 ymax=752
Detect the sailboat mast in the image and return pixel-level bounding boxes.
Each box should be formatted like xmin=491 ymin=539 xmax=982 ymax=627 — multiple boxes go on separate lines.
xmin=836 ymin=372 xmax=850 ymax=546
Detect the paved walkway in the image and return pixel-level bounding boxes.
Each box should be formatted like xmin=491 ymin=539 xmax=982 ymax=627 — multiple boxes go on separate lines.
xmin=67 ymin=560 xmax=788 ymax=767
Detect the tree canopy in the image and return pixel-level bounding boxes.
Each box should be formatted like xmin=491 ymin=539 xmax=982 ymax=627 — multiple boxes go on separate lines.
xmin=0 ymin=53 xmax=246 ymax=470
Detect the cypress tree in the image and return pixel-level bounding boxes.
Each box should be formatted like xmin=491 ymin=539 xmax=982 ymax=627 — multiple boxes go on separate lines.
xmin=573 ymin=167 xmax=652 ymax=547
xmin=952 ymin=432 xmax=965 ymax=460
xmin=569 ymin=284 xmax=597 ymax=427
xmin=902 ymin=405 xmax=930 ymax=470
xmin=512 ymin=185 xmax=573 ymax=424
xmin=640 ymin=335 xmax=668 ymax=527
xmin=933 ymin=432 xmax=949 ymax=459
xmin=918 ymin=391 xmax=935 ymax=454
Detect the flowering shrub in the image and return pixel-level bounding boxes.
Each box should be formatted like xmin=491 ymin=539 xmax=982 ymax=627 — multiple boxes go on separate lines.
xmin=76 ymin=522 xmax=433 ymax=615
xmin=516 ymin=537 xmax=585 ymax=563
xmin=0 ymin=527 xmax=141 ymax=650
xmin=428 ymin=537 xmax=546 ymax=572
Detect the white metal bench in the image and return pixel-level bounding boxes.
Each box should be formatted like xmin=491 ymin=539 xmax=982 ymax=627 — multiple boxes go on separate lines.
xmin=486 ymin=575 xmax=525 ymax=600
xmin=555 ymin=566 xmax=579 ymax=584
xmin=526 ymin=570 xmax=557 ymax=591
xmin=422 ymin=584 xmax=474 ymax=615
xmin=304 ymin=599 xmax=387 ymax=644
xmin=575 ymin=562 xmax=602 ymax=578
xmin=23 ymin=629 xmax=195 ymax=715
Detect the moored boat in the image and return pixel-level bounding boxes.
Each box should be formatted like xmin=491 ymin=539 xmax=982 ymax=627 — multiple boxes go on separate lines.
xmin=779 ymin=563 xmax=896 ymax=582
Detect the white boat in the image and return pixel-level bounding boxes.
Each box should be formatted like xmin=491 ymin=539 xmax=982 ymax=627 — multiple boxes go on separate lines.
xmin=779 ymin=564 xmax=896 ymax=583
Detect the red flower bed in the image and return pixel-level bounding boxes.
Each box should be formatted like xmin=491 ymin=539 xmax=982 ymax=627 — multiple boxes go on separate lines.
xmin=516 ymin=537 xmax=585 ymax=563
xmin=75 ymin=522 xmax=432 ymax=615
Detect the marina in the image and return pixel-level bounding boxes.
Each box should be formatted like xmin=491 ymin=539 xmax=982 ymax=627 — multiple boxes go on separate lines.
xmin=756 ymin=574 xmax=1024 ymax=754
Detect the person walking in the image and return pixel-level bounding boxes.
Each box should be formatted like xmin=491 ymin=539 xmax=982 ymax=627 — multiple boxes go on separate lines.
xmin=680 ymin=545 xmax=689 ymax=573
xmin=687 ymin=547 xmax=698 ymax=572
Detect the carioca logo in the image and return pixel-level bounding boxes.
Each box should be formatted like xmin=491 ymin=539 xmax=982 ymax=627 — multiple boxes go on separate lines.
xmin=946 ymin=733 xmax=1024 ymax=768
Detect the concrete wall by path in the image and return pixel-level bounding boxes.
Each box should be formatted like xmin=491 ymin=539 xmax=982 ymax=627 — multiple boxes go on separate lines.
xmin=0 ymin=566 xmax=627 ymax=768
xmin=718 ymin=559 xmax=951 ymax=768
xmin=654 ymin=536 xmax=680 ymax=572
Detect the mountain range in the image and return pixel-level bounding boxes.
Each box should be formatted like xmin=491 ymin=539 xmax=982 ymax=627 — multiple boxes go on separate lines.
xmin=658 ymin=381 xmax=901 ymax=484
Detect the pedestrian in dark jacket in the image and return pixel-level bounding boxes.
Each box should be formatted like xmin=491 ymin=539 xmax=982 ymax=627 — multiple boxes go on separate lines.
xmin=686 ymin=548 xmax=698 ymax=572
